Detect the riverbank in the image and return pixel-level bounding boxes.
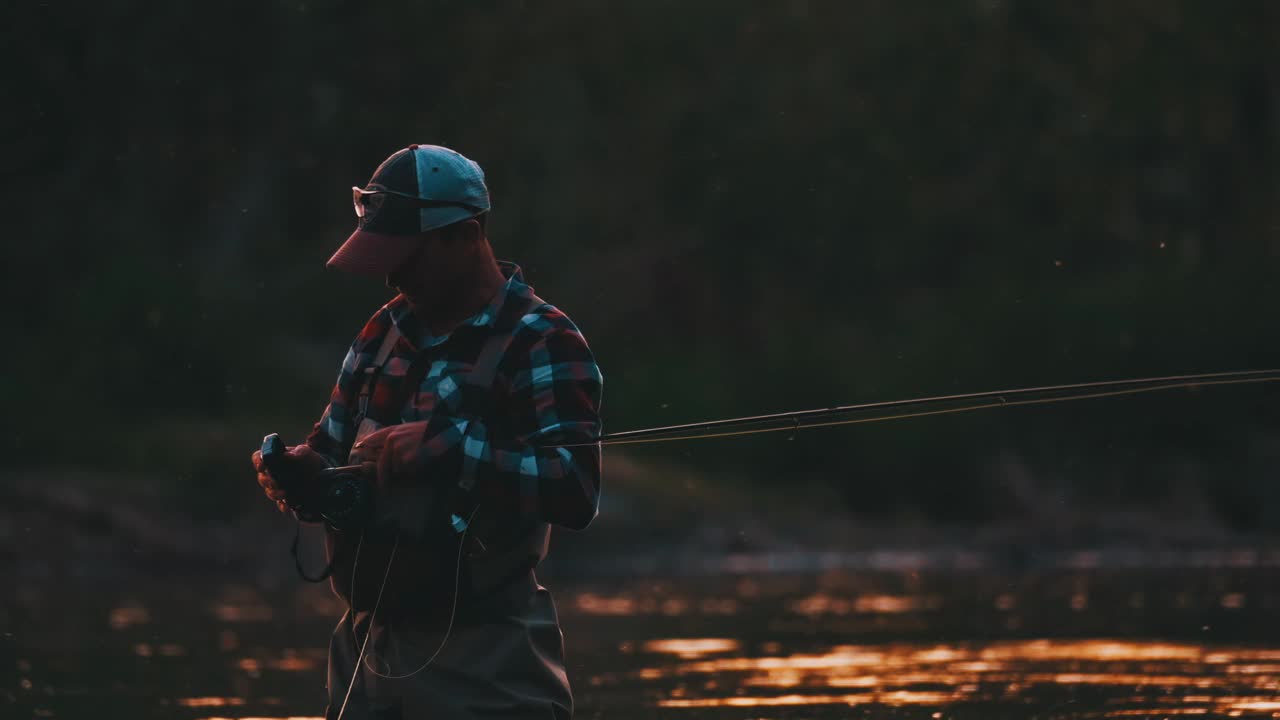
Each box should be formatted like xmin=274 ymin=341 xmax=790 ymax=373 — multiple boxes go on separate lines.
xmin=4 ymin=454 xmax=1278 ymax=588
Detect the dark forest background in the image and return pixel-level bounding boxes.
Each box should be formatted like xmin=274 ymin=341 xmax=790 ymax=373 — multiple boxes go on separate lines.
xmin=7 ymin=0 xmax=1279 ymax=531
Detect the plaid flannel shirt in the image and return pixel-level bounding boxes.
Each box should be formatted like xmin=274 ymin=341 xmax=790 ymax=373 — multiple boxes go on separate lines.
xmin=304 ymin=261 xmax=603 ymax=531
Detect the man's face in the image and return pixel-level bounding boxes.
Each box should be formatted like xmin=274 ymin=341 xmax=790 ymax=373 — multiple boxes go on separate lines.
xmin=384 ymin=223 xmax=475 ymax=306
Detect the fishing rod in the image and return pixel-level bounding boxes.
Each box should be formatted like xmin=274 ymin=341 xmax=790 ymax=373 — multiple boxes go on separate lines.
xmin=568 ymin=369 xmax=1280 ymax=448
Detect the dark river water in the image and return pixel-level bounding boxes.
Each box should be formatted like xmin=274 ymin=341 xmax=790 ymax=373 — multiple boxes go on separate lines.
xmin=6 ymin=550 xmax=1280 ymax=719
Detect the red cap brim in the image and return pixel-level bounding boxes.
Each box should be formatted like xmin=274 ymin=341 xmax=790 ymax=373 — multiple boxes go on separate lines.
xmin=326 ymin=229 xmax=422 ymax=277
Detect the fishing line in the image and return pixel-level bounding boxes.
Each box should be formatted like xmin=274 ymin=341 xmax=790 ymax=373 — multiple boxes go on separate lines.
xmin=556 ymin=370 xmax=1280 ymax=448
xmin=335 ymin=512 xmax=477 ymax=720
xmin=335 ymin=530 xmax=392 ymax=720
xmin=361 ymin=506 xmax=477 ymax=680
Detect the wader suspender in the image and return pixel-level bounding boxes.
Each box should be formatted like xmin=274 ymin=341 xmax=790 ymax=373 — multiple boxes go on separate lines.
xmin=352 ymin=323 xmax=405 ymax=445
xmin=292 ymin=324 xmax=406 ymax=584
xmin=459 ymin=296 xmax=553 ymax=596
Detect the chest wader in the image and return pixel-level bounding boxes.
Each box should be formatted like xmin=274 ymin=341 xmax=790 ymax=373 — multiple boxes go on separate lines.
xmin=325 ymin=295 xmax=552 ymax=620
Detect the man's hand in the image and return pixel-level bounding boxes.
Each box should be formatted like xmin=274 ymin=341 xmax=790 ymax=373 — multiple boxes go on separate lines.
xmin=251 ymin=444 xmax=332 ymax=512
xmin=347 ymin=422 xmax=447 ymax=536
xmin=348 ymin=429 xmax=390 ymax=468
xmin=345 ymin=422 xmax=409 ymax=484
xmin=348 ymin=422 xmax=430 ymax=487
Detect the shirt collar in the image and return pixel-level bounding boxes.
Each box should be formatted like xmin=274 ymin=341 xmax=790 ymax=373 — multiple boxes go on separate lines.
xmin=389 ymin=260 xmax=532 ymax=349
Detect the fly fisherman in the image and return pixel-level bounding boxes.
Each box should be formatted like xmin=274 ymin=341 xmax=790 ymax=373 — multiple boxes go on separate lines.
xmin=250 ymin=144 xmax=603 ymax=719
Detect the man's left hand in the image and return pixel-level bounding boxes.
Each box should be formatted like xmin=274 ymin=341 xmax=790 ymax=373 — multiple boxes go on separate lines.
xmin=348 ymin=421 xmax=431 ymax=489
xmin=349 ymin=421 xmax=445 ymax=537
xmin=348 ymin=426 xmax=394 ymax=486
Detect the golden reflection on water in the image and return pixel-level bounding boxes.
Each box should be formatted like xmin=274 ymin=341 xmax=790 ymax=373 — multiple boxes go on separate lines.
xmin=176 ymin=696 xmax=246 ymax=707
xmin=575 ymin=592 xmax=637 ymax=615
xmin=576 ymin=590 xmax=964 ymax=617
xmin=661 ymin=691 xmax=958 ymax=708
xmin=643 ymin=638 xmax=742 ymax=658
xmin=209 ymin=584 xmax=276 ymax=622
xmin=194 ymin=712 xmax=327 ymax=717
xmin=642 ymin=639 xmax=1280 ymax=716
xmin=211 ymin=603 xmax=275 ymax=622
xmin=235 ymin=649 xmax=325 ymax=675
xmin=133 ymin=642 xmax=186 ymax=657
xmin=108 ymin=604 xmax=149 ymax=630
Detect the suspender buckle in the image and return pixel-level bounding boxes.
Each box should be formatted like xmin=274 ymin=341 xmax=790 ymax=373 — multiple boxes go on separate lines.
xmin=355 ymin=366 xmax=379 ymax=422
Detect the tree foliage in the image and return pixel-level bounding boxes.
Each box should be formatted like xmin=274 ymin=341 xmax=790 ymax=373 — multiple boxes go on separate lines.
xmin=10 ymin=0 xmax=1279 ymax=527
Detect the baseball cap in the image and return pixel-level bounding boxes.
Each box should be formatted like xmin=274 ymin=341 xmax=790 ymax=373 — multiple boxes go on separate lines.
xmin=326 ymin=144 xmax=491 ymax=276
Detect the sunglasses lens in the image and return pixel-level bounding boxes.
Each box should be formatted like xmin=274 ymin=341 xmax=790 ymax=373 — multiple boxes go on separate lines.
xmin=351 ymin=190 xmax=386 ymax=221
xmin=351 ymin=188 xmax=365 ymax=218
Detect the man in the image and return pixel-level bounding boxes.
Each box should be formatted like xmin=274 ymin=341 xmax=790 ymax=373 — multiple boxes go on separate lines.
xmin=250 ymin=144 xmax=603 ymax=719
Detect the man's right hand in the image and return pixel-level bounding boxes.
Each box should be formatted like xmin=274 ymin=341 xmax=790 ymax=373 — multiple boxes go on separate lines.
xmin=251 ymin=444 xmax=332 ymax=512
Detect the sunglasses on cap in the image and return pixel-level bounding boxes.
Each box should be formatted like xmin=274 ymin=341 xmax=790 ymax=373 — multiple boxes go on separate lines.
xmin=351 ymin=186 xmax=486 ymax=219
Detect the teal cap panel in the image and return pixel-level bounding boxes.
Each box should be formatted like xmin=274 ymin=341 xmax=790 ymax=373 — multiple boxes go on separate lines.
xmin=411 ymin=144 xmax=491 ymax=232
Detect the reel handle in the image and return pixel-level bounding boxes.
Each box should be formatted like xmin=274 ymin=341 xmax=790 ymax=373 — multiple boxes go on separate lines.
xmin=259 ymin=433 xmax=291 ymax=484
